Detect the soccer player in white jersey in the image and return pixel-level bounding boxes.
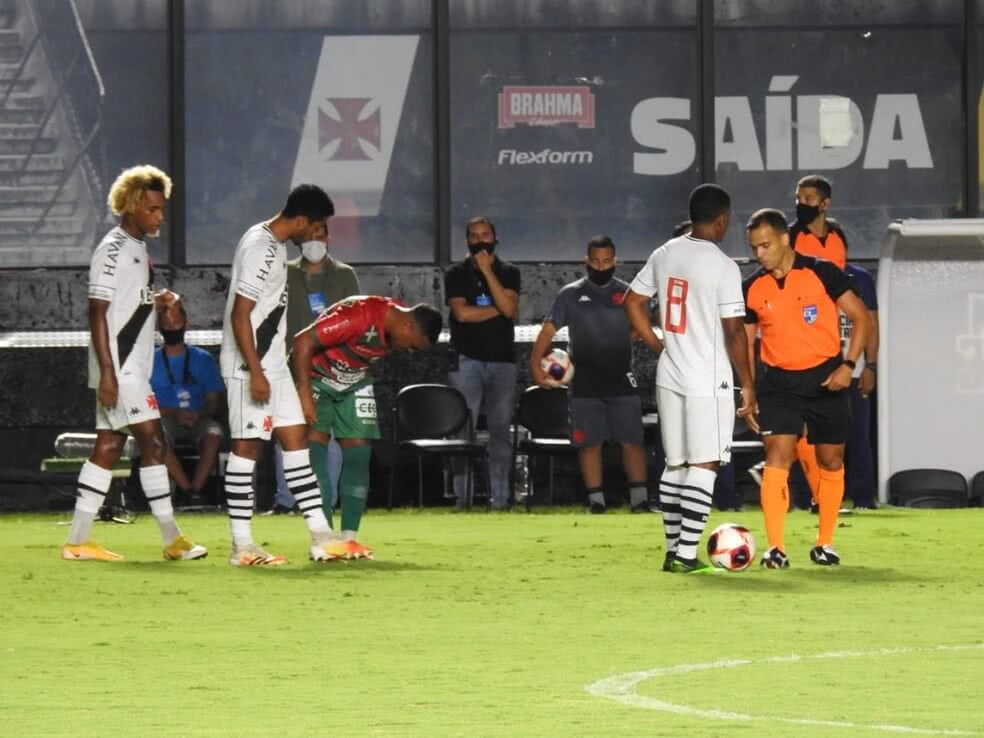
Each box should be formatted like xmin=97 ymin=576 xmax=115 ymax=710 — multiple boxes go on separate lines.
xmin=623 ymin=184 xmax=758 ymax=574
xmin=62 ymin=165 xmax=207 ymax=562
xmin=220 ymin=184 xmax=341 ymax=566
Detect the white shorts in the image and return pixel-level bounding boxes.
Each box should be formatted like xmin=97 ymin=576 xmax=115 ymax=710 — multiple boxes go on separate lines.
xmin=656 ymin=386 xmax=735 ymax=466
xmin=226 ymin=375 xmax=305 ymax=440
xmin=94 ymin=376 xmax=160 ymax=433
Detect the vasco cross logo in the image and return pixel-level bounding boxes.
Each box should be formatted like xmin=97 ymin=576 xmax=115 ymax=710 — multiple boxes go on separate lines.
xmin=319 ymin=98 xmax=381 ymax=161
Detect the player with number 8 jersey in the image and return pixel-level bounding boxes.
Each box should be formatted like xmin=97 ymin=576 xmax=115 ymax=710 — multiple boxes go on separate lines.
xmin=624 ymin=184 xmax=756 ymax=574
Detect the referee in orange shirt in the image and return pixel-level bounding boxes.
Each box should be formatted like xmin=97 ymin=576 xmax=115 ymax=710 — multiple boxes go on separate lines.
xmin=743 ymin=209 xmax=870 ymax=568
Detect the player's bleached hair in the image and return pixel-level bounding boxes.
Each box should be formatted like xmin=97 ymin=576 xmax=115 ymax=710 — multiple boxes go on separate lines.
xmin=107 ymin=165 xmax=172 ymax=216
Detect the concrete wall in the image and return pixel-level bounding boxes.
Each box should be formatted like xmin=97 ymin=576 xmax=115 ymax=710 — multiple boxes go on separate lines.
xmin=0 ymin=262 xmax=597 ymax=330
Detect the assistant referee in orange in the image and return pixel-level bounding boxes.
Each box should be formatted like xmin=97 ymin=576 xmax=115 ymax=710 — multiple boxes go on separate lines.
xmin=743 ymin=209 xmax=870 ymax=568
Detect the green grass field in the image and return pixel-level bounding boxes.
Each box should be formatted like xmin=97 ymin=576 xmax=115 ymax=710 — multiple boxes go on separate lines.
xmin=1 ymin=507 xmax=982 ymax=738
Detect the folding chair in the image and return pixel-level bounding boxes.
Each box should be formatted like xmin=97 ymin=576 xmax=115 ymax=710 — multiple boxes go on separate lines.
xmin=512 ymin=386 xmax=578 ymax=509
xmin=388 ymin=383 xmax=491 ymax=509
xmin=888 ymin=469 xmax=968 ymax=508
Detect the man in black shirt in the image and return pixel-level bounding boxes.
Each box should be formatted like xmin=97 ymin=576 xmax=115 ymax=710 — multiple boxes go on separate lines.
xmin=445 ymin=216 xmax=521 ymax=509
xmin=530 ymin=235 xmax=647 ymax=514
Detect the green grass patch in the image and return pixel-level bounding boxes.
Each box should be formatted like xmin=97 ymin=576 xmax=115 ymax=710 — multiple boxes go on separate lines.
xmin=1 ymin=507 xmax=982 ymax=737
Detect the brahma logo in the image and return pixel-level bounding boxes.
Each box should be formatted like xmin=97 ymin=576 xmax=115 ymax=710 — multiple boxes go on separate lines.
xmin=293 ymin=36 xmax=419 ymax=216
xmin=498 ymin=86 xmax=595 ymax=129
xmin=319 ymin=98 xmax=381 ymax=161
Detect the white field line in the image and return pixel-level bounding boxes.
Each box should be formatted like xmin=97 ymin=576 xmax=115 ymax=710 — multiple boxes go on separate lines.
xmin=585 ymin=643 xmax=984 ymax=736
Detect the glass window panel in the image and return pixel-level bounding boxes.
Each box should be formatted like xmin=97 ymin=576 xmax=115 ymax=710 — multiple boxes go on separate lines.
xmin=449 ymin=25 xmax=698 ymax=262
xmin=714 ymin=0 xmax=964 ymax=258
xmin=0 ymin=0 xmax=168 ymax=267
xmin=450 ymin=1 xmax=695 ymax=29
xmin=716 ymin=0 xmax=960 ymax=26
xmin=184 ymin=0 xmax=433 ymax=264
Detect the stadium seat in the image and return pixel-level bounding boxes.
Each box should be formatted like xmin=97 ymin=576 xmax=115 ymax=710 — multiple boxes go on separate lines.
xmin=388 ymin=383 xmax=490 ymax=509
xmin=512 ymin=386 xmax=577 ymax=510
xmin=970 ymin=471 xmax=984 ymax=507
xmin=888 ymin=469 xmax=968 ymax=508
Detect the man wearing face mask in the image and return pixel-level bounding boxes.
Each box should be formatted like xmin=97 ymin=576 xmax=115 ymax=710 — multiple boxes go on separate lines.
xmin=151 ymin=301 xmax=225 ymax=502
xmin=444 ymin=216 xmax=521 ymax=509
xmin=531 ymin=235 xmax=648 ymax=514
xmin=264 ymin=236 xmax=360 ymax=516
xmin=790 ymin=174 xmax=846 ymax=269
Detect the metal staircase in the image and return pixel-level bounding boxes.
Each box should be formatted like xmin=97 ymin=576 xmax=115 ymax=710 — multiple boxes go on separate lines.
xmin=0 ymin=0 xmax=104 ymax=266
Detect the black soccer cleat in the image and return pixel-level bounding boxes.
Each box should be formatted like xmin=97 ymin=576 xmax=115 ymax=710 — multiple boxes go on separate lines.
xmin=809 ymin=545 xmax=841 ymax=566
xmin=661 ymin=551 xmax=675 ymax=572
xmin=760 ymin=546 xmax=790 ymax=569
xmin=588 ymin=502 xmax=607 ymax=514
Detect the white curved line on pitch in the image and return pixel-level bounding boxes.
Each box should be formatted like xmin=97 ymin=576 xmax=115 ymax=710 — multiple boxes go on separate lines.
xmin=585 ymin=643 xmax=984 ymax=736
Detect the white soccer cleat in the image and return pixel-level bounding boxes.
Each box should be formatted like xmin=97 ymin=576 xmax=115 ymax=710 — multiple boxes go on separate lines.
xmin=163 ymin=535 xmax=208 ymax=561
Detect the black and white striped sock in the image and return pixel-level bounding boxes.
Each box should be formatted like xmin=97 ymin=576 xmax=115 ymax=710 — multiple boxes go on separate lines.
xmin=676 ymin=466 xmax=717 ymax=561
xmin=658 ymin=466 xmax=687 ymax=555
xmin=282 ymin=449 xmax=331 ymax=535
xmin=225 ymin=453 xmax=256 ymax=548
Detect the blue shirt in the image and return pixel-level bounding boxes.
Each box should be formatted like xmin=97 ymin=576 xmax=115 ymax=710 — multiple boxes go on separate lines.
xmin=846 ymin=263 xmax=877 ymax=310
xmin=151 ymin=345 xmax=224 ymax=411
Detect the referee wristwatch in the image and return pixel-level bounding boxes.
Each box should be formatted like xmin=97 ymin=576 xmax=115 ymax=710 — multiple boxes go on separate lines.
xmin=842 ymin=359 xmax=857 ymax=370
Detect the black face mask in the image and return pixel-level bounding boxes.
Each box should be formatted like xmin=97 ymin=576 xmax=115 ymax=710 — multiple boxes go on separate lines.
xmin=795 ymin=203 xmax=821 ymax=226
xmin=586 ymin=266 xmax=615 ymax=286
xmin=161 ymin=328 xmax=185 ymax=346
xmin=468 ymin=241 xmax=497 ymax=256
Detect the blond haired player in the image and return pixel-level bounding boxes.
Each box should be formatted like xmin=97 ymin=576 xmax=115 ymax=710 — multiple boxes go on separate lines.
xmin=62 ymin=165 xmax=207 ymax=562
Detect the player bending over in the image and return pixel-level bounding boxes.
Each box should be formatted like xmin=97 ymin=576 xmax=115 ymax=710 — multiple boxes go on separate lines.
xmin=292 ymin=296 xmax=442 ymax=560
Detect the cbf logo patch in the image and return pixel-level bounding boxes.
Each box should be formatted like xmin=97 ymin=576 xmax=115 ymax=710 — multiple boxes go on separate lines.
xmin=802 ymin=304 xmax=818 ymax=325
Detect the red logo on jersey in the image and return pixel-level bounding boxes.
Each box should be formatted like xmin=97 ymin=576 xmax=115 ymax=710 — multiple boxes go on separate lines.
xmin=611 ymin=292 xmax=624 ymax=306
xmin=572 ymin=428 xmax=586 ymax=444
xmin=665 ymin=277 xmax=689 ymax=334
xmin=262 ymin=416 xmax=273 ymax=432
xmin=319 ymin=98 xmax=381 ymax=161
xmin=146 ymin=394 xmax=158 ymax=410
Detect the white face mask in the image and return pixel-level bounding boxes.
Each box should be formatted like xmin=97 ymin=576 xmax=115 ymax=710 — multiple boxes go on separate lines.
xmin=301 ymin=241 xmax=327 ymax=263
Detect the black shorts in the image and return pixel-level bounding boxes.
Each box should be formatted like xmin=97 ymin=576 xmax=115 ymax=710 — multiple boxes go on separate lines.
xmin=756 ymin=356 xmax=850 ymax=445
xmin=570 ymin=394 xmax=644 ymax=448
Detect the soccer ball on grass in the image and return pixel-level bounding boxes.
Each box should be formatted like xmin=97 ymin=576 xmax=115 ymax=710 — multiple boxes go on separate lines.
xmin=706 ymin=523 xmax=756 ymax=571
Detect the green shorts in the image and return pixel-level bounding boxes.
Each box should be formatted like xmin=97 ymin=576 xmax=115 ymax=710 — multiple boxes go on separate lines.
xmin=310 ymin=380 xmax=381 ymax=440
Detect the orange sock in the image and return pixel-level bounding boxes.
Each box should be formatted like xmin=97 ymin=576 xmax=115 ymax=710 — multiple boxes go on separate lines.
xmin=760 ymin=466 xmax=790 ymax=551
xmin=816 ymin=466 xmax=845 ymax=546
xmin=796 ymin=437 xmax=820 ymax=501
